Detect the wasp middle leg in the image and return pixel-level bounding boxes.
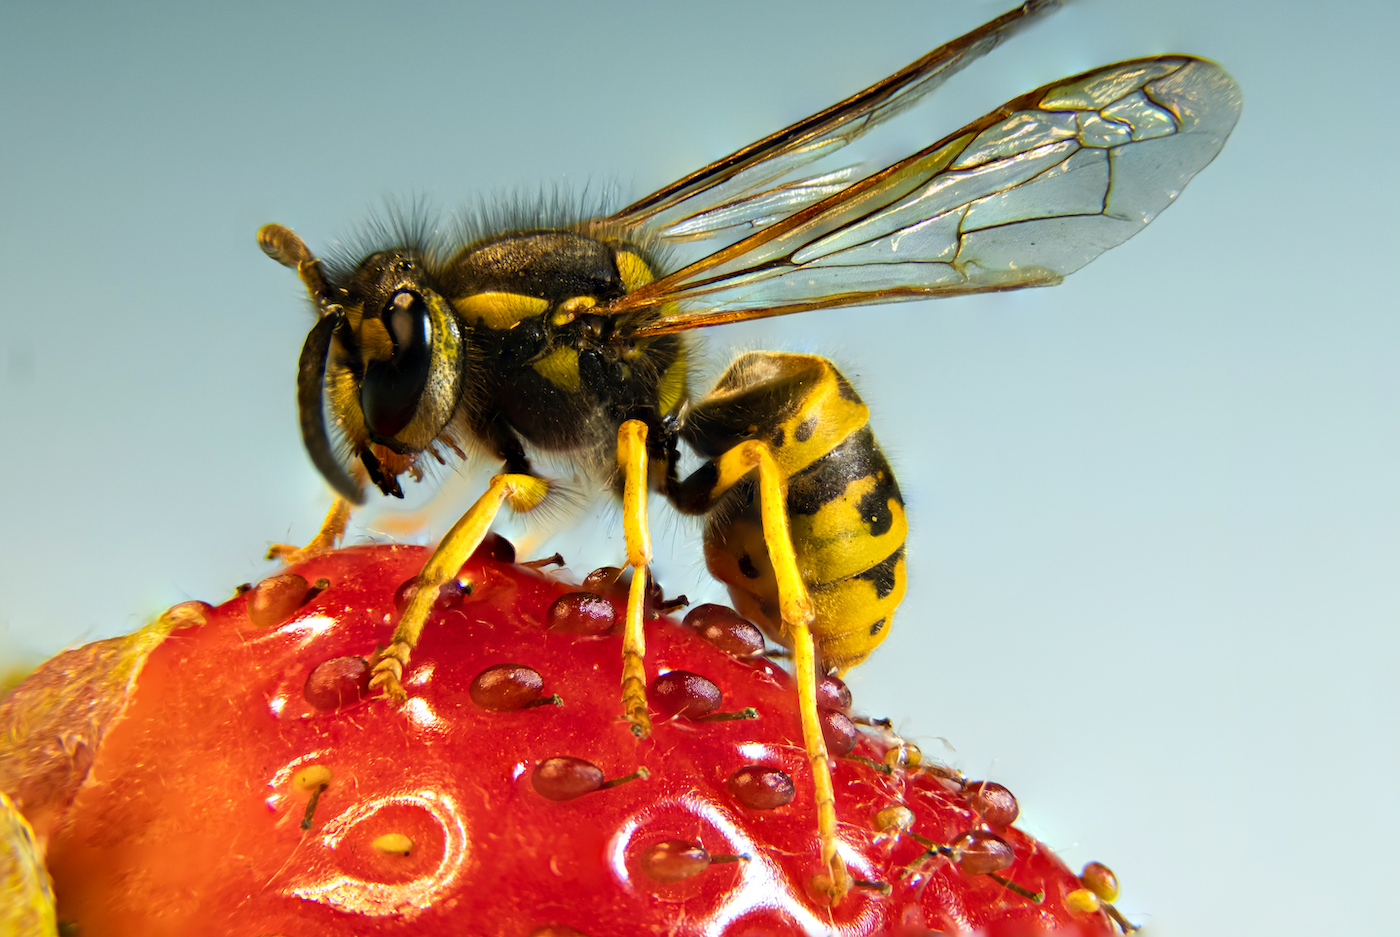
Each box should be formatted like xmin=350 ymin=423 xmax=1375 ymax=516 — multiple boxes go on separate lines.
xmin=616 ymin=419 xmax=659 ymax=738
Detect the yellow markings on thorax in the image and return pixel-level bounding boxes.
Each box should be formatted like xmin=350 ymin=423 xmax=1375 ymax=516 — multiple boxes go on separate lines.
xmin=532 ymin=346 xmax=581 ymax=391
xmin=452 ymin=291 xmax=548 ymax=330
xmin=553 ymin=295 xmax=596 ymax=327
xmin=656 ymin=346 xmax=689 ymax=416
xmin=615 ymin=251 xmax=656 ymax=293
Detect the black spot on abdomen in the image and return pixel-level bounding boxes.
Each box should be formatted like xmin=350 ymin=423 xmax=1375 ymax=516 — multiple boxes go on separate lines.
xmin=853 ymin=548 xmax=903 ymax=600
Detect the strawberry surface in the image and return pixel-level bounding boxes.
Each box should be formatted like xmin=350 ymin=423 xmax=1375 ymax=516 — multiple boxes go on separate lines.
xmin=5 ymin=540 xmax=1121 ymax=936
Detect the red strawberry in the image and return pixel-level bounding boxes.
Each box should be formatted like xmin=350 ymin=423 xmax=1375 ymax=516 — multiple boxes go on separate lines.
xmin=0 ymin=538 xmax=1130 ymax=936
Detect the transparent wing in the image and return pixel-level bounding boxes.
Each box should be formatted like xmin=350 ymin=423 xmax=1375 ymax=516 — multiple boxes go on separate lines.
xmin=606 ymin=0 xmax=1064 ymax=241
xmin=612 ymin=56 xmax=1241 ymax=335
xmin=657 ymin=166 xmax=861 ymax=240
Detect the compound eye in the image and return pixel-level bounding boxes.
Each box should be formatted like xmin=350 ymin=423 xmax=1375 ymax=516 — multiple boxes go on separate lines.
xmin=361 ymin=291 xmax=432 ymax=439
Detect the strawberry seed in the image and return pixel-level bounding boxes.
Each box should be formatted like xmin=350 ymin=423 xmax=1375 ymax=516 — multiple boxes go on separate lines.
xmin=816 ymin=674 xmax=852 ymax=712
xmin=684 ymin=604 xmax=764 ymax=657
xmin=964 ymin=780 xmax=1019 ymax=829
xmin=470 ymin=663 xmax=547 ymax=712
xmin=949 ymin=829 xmax=1015 ymax=875
xmin=650 ymin=670 xmax=721 ymax=718
xmin=303 ymin=656 xmax=372 ymax=711
xmin=247 ymin=573 xmax=311 ymax=627
xmin=639 ymin=839 xmax=711 ymax=883
xmin=819 ymin=709 xmax=858 ymax=755
xmin=726 ymin=765 xmax=795 ymax=810
xmin=546 ymin=593 xmax=617 ymax=635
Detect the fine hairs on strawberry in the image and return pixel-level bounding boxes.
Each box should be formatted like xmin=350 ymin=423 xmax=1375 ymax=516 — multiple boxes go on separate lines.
xmin=10 ymin=537 xmax=1132 ymax=936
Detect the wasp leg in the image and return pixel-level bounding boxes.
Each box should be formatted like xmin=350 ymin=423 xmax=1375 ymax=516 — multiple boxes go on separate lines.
xmin=617 ymin=420 xmax=654 ymax=738
xmin=266 ymin=498 xmax=352 ymax=565
xmin=695 ymin=439 xmax=851 ymax=904
xmin=370 ymin=473 xmax=549 ymax=699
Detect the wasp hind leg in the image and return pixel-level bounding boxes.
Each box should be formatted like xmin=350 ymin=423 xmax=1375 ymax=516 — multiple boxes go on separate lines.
xmin=369 ymin=472 xmax=550 ymax=699
xmin=675 ymin=437 xmax=852 ymax=904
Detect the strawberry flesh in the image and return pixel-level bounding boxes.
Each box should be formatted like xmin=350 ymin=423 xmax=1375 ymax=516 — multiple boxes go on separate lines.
xmin=21 ymin=540 xmax=1118 ymax=936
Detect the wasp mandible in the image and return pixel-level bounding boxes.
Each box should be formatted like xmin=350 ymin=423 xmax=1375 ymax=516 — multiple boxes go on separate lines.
xmin=259 ymin=0 xmax=1240 ymax=902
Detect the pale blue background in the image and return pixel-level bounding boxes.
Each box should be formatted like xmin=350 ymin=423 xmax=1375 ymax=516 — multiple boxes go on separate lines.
xmin=2 ymin=2 xmax=1396 ymax=934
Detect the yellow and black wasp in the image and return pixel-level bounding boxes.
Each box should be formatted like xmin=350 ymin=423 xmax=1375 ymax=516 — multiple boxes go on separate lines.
xmin=258 ymin=0 xmax=1239 ymax=902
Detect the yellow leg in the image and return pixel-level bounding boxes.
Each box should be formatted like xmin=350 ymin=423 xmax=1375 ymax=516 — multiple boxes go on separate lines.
xmin=617 ymin=420 xmax=653 ymax=739
xmin=711 ymin=440 xmax=850 ymax=903
xmin=710 ymin=442 xmax=814 ymax=625
xmin=792 ymin=618 xmax=849 ymax=904
xmin=267 ymin=498 xmax=352 ymax=565
xmin=370 ymin=473 xmax=548 ymax=699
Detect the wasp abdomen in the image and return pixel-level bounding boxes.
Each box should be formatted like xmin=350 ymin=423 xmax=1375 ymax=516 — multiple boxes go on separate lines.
xmin=682 ymin=352 xmax=908 ymax=672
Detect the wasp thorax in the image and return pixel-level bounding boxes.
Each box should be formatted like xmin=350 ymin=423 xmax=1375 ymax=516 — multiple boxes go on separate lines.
xmin=360 ymin=289 xmax=433 ymax=438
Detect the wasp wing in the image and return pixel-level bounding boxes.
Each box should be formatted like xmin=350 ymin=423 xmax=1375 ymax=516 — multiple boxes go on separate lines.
xmin=654 ymin=166 xmax=863 ymax=241
xmin=607 ymin=0 xmax=1064 ymax=242
xmin=613 ymin=57 xmax=1241 ymax=335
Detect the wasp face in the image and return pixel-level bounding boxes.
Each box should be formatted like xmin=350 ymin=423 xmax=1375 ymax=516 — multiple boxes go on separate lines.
xmin=360 ymin=289 xmax=432 ymax=437
xmin=324 ymin=251 xmax=467 ymax=498
xmin=256 ymin=229 xmax=469 ymax=504
xmin=348 ymin=259 xmax=436 ymax=442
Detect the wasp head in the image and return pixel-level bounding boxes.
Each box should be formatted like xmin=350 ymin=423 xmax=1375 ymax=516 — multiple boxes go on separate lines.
xmin=259 ymin=224 xmax=466 ymax=503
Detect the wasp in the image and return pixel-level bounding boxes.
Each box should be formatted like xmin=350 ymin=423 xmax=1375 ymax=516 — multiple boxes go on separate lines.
xmin=258 ymin=0 xmax=1239 ymax=902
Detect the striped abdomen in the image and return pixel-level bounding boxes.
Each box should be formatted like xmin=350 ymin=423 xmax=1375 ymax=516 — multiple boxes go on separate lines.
xmin=682 ymin=352 xmax=908 ymax=671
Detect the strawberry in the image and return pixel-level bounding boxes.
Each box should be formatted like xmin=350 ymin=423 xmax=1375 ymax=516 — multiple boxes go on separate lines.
xmin=0 ymin=538 xmax=1129 ymax=936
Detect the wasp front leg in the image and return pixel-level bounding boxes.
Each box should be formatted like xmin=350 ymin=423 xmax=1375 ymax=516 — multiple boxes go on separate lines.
xmin=369 ymin=473 xmax=550 ymax=699
xmin=266 ymin=498 xmax=353 ymax=565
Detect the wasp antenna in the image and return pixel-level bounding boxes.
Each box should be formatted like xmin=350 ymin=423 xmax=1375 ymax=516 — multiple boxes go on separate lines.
xmin=258 ymin=223 xmax=311 ymax=268
xmin=260 ymin=223 xmax=340 ymax=311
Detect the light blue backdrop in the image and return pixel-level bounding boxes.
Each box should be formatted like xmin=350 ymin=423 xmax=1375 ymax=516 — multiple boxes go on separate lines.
xmin=2 ymin=2 xmax=1396 ymax=934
